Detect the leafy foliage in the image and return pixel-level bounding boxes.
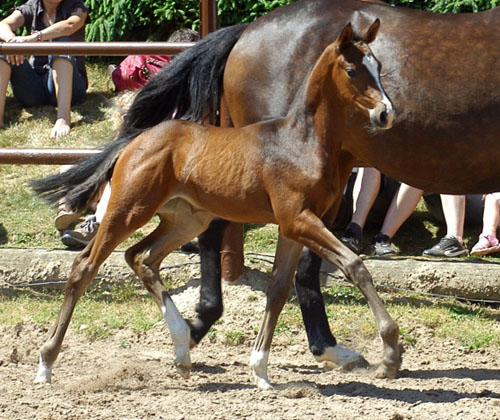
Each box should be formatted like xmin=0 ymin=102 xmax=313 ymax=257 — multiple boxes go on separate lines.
xmin=385 ymin=0 xmax=499 ymax=12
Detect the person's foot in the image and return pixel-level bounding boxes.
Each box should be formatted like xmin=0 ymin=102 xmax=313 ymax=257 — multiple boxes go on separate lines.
xmin=340 ymin=222 xmax=363 ymax=254
xmin=371 ymin=233 xmax=396 ymax=256
xmin=55 ymin=209 xmax=82 ymax=231
xmin=422 ymin=234 xmax=468 ymax=257
xmin=50 ymin=118 xmax=71 ymax=138
xmin=470 ymin=234 xmax=500 ymax=256
xmin=61 ymin=215 xmax=100 ymax=249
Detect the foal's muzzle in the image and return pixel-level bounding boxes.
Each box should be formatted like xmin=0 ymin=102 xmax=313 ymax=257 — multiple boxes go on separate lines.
xmin=370 ymin=103 xmax=395 ymax=130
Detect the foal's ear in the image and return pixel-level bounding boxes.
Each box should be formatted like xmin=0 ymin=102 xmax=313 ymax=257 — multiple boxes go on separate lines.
xmin=363 ymin=18 xmax=380 ymax=44
xmin=337 ymin=23 xmax=354 ymax=50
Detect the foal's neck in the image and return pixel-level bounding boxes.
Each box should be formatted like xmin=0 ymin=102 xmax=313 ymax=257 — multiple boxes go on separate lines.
xmin=285 ymin=44 xmax=344 ymax=151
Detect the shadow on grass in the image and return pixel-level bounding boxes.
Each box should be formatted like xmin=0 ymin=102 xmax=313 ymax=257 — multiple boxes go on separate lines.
xmin=3 ymin=91 xmax=114 ymax=129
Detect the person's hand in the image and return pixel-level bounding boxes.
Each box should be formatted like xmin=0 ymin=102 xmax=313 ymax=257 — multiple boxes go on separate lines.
xmin=5 ymin=33 xmax=39 ymax=66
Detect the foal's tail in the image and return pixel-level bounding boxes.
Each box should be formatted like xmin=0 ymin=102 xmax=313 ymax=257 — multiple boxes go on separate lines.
xmin=31 ymin=24 xmax=248 ymax=212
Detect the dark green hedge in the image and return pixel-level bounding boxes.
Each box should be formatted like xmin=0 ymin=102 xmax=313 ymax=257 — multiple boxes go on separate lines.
xmin=1 ymin=0 xmax=498 ymax=42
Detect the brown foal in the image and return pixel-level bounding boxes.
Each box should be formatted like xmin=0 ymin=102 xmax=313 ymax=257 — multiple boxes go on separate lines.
xmin=34 ymin=20 xmax=398 ymax=389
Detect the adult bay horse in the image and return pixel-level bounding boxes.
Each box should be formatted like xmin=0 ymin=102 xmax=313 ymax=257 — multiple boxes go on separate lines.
xmin=32 ymin=20 xmax=397 ymax=389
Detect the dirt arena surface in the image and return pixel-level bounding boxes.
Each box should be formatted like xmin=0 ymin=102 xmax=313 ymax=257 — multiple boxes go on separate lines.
xmin=1 ymin=272 xmax=499 ymax=420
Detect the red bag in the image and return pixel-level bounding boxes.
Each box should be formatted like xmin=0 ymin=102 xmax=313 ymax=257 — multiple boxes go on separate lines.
xmin=111 ymin=55 xmax=171 ymax=91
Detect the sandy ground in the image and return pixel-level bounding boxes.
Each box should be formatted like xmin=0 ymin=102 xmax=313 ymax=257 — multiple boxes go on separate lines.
xmin=1 ymin=269 xmax=499 ymax=420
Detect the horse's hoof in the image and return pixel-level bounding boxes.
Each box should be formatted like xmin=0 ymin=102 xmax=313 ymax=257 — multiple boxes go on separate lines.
xmin=254 ymin=374 xmax=273 ymax=390
xmin=175 ymin=363 xmax=191 ymax=379
xmin=374 ymin=363 xmax=398 ymax=379
xmin=339 ymin=355 xmax=370 ymax=372
xmin=34 ymin=362 xmax=52 ymax=384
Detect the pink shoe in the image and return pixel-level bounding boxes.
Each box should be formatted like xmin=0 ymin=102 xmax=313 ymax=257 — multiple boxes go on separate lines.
xmin=470 ymin=234 xmax=500 ymax=256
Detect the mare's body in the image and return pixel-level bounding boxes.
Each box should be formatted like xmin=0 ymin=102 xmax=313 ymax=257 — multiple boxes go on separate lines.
xmin=225 ymin=0 xmax=500 ymax=193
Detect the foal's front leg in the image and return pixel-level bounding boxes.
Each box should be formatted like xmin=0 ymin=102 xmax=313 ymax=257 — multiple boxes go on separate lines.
xmin=283 ymin=210 xmax=402 ymax=379
xmin=295 ymin=249 xmax=369 ymax=370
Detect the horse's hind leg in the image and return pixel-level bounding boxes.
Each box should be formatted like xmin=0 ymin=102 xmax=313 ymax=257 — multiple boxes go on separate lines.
xmin=295 ymin=249 xmax=369 ymax=370
xmin=250 ymin=231 xmax=303 ymax=389
xmin=125 ymin=200 xmax=213 ymax=378
xmin=188 ymin=218 xmax=229 ymax=346
xmin=35 ymin=220 xmax=136 ymax=384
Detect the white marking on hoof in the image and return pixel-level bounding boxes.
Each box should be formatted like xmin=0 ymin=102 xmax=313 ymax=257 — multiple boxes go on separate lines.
xmin=249 ymin=350 xmax=272 ymax=390
xmin=34 ymin=357 xmax=52 ymax=384
xmin=161 ymin=301 xmax=192 ymax=379
xmin=315 ymin=345 xmax=369 ymax=371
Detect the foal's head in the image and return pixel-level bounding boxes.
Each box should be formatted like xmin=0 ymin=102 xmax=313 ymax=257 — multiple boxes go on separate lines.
xmin=327 ymin=19 xmax=395 ymax=131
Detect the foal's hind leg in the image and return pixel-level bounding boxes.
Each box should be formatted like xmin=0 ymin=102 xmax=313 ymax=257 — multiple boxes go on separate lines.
xmin=35 ymin=220 xmax=136 ymax=384
xmin=250 ymin=231 xmax=303 ymax=389
xmin=188 ymin=218 xmax=229 ymax=346
xmin=125 ymin=201 xmax=213 ymax=378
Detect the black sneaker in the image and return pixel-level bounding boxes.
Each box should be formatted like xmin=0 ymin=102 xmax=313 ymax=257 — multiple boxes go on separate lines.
xmin=422 ymin=235 xmax=468 ymax=257
xmin=61 ymin=215 xmax=99 ymax=249
xmin=371 ymin=233 xmax=396 ymax=256
xmin=340 ymin=234 xmax=361 ymax=254
xmin=340 ymin=222 xmax=362 ymax=254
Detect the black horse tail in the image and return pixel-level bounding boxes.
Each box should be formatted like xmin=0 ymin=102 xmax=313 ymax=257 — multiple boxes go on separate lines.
xmin=31 ymin=24 xmax=248 ymax=212
xmin=119 ymin=23 xmax=248 ymax=134
xmin=31 ymin=130 xmax=141 ymax=212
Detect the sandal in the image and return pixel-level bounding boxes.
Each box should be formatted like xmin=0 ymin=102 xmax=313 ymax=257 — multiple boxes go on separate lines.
xmin=470 ymin=234 xmax=500 ymax=256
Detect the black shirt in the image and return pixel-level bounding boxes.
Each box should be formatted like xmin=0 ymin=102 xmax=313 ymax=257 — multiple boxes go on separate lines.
xmin=16 ymin=0 xmax=89 ymax=87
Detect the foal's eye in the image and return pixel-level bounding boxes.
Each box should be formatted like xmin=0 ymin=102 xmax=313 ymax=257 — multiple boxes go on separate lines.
xmin=346 ymin=68 xmax=356 ymax=78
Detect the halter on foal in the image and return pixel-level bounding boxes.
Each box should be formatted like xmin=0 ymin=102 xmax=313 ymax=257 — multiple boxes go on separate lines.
xmin=34 ymin=20 xmax=397 ymax=389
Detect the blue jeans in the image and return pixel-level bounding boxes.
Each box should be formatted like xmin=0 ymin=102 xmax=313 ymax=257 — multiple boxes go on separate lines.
xmin=1 ymin=53 xmax=86 ymax=108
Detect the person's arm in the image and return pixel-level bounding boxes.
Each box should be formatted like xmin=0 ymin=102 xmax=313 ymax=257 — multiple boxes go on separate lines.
xmin=38 ymin=8 xmax=88 ymax=41
xmin=0 ymin=10 xmax=25 ymax=42
xmin=0 ymin=10 xmax=28 ymax=66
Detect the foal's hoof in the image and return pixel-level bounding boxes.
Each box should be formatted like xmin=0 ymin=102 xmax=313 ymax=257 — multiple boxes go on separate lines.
xmin=374 ymin=363 xmax=398 ymax=379
xmin=374 ymin=344 xmax=404 ymax=379
xmin=253 ymin=374 xmax=273 ymax=390
xmin=339 ymin=355 xmax=370 ymax=372
xmin=34 ymin=362 xmax=52 ymax=384
xmin=175 ymin=362 xmax=191 ymax=379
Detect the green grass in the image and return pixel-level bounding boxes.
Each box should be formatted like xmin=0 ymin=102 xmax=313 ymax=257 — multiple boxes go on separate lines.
xmin=2 ymin=283 xmax=498 ymax=350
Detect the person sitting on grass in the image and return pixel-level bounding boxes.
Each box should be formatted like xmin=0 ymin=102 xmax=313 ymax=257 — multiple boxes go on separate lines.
xmin=0 ymin=0 xmax=89 ymax=138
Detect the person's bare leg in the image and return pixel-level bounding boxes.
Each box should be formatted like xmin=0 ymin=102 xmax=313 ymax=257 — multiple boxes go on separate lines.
xmin=350 ymin=168 xmax=382 ymax=228
xmin=423 ymin=194 xmax=468 ymax=257
xmin=480 ymin=194 xmax=500 ymax=237
xmin=50 ymin=57 xmax=73 ymax=138
xmin=379 ymin=184 xmax=424 ymax=238
xmin=441 ymin=194 xmax=465 ymax=241
xmin=0 ymin=59 xmax=12 ymax=128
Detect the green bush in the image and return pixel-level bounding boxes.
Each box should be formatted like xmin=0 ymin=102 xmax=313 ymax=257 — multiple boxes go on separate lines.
xmin=389 ymin=0 xmax=499 ymax=13
xmin=1 ymin=0 xmax=498 ymax=42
